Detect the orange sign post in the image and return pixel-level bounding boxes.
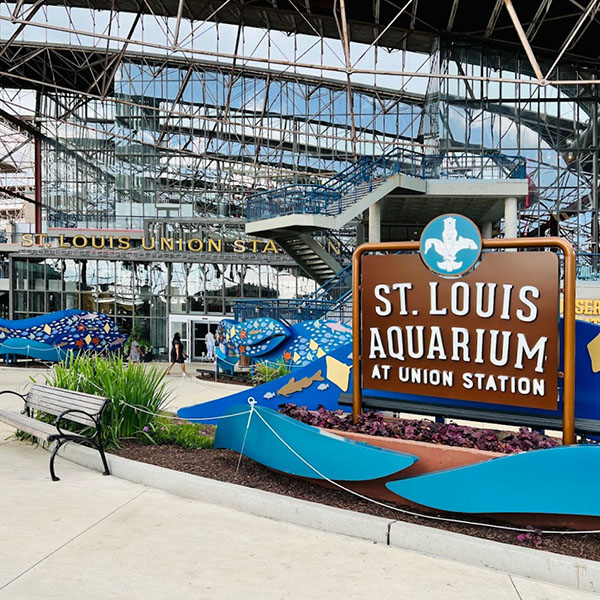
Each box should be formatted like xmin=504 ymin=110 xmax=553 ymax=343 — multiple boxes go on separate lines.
xmin=352 ymin=237 xmax=576 ymax=445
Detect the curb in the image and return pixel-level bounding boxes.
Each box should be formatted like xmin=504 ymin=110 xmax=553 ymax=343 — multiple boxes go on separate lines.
xmin=57 ymin=443 xmax=390 ymax=544
xmin=57 ymin=442 xmax=600 ymax=593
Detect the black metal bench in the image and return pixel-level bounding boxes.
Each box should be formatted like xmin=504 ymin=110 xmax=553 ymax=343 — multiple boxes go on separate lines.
xmin=0 ymin=384 xmax=111 ymax=481
xmin=338 ymin=393 xmax=600 ymax=436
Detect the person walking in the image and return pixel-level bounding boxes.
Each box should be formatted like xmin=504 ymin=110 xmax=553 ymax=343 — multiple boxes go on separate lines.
xmin=166 ymin=332 xmax=187 ymax=376
xmin=205 ymin=330 xmax=215 ymax=361
xmin=129 ymin=335 xmax=145 ymax=363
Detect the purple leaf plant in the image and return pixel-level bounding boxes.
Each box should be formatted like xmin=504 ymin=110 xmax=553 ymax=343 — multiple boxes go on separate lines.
xmin=278 ymin=404 xmax=559 ymax=454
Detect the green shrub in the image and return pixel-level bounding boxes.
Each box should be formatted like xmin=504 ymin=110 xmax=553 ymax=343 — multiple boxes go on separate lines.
xmin=123 ymin=320 xmax=152 ymax=357
xmin=252 ymin=359 xmax=291 ymax=385
xmin=42 ymin=352 xmax=171 ymax=447
xmin=137 ymin=418 xmax=215 ymax=450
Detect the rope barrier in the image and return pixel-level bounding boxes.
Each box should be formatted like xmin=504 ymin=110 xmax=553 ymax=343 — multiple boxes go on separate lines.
xmin=0 ymin=343 xmax=65 ymax=354
xmin=120 ymin=399 xmax=252 ymax=422
xmin=45 ymin=370 xmax=600 ymax=536
xmin=250 ymin=407 xmax=600 ymax=536
xmin=0 ymin=341 xmax=122 ymax=361
xmin=73 ymin=372 xmax=251 ymax=422
xmin=217 ymin=353 xmax=330 ymax=371
xmin=252 ymin=358 xmax=321 ymax=370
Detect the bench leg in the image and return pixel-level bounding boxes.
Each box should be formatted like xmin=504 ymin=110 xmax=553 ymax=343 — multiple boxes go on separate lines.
xmin=97 ymin=443 xmax=110 ymax=476
xmin=49 ymin=440 xmax=65 ymax=482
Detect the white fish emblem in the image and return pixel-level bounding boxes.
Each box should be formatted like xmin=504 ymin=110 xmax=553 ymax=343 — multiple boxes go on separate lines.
xmin=424 ymin=216 xmax=478 ymax=272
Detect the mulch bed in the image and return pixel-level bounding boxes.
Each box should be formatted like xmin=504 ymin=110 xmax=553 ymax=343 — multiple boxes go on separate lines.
xmin=196 ymin=372 xmax=252 ymax=386
xmin=111 ymin=441 xmax=600 ymax=561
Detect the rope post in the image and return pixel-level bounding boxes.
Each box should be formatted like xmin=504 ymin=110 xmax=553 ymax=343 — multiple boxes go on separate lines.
xmin=235 ymin=396 xmax=257 ymax=478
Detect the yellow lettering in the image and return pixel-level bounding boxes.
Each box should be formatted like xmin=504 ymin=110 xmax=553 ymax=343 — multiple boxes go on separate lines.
xmin=21 ymin=233 xmax=33 ymax=247
xmin=233 ymin=240 xmax=246 ymax=253
xmin=72 ymin=235 xmax=88 ymax=249
xmin=118 ymin=236 xmax=130 ymax=250
xmin=327 ymin=240 xmax=341 ymax=255
xmin=250 ymin=239 xmax=259 ymax=253
xmin=188 ymin=239 xmax=203 ymax=252
xmin=142 ymin=236 xmax=155 ymax=250
xmin=91 ymin=235 xmax=105 ymax=249
xmin=585 ymin=299 xmax=594 ymax=315
xmin=59 ymin=234 xmax=71 ymax=248
xmin=161 ymin=237 xmax=174 ymax=251
xmin=208 ymin=238 xmax=222 ymax=253
xmin=576 ymin=299 xmax=585 ymax=315
xmin=263 ymin=240 xmax=279 ymax=254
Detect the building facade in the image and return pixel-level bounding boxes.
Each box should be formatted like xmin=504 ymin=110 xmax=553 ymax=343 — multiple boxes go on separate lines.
xmin=5 ymin=57 xmax=420 ymax=357
xmin=2 ymin=4 xmax=600 ymax=356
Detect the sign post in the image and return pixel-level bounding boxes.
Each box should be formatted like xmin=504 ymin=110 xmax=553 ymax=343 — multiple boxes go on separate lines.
xmin=352 ymin=228 xmax=576 ymax=445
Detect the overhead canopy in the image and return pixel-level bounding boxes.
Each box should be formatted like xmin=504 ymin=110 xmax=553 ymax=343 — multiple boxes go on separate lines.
xmin=35 ymin=0 xmax=600 ymax=64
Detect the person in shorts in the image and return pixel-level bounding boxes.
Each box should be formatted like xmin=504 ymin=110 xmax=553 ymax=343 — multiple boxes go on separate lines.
xmin=166 ymin=332 xmax=187 ymax=375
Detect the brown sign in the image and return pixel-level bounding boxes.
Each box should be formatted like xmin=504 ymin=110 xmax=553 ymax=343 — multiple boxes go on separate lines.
xmin=360 ymin=252 xmax=559 ymax=410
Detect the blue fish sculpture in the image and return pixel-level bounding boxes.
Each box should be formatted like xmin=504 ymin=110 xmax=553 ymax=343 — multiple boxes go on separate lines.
xmin=219 ymin=317 xmax=352 ymax=367
xmin=0 ymin=309 xmax=126 ymax=361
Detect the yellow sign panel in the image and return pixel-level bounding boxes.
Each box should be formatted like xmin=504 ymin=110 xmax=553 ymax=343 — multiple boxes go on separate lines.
xmin=560 ymin=298 xmax=600 ymax=324
xmin=575 ymin=299 xmax=600 ymax=323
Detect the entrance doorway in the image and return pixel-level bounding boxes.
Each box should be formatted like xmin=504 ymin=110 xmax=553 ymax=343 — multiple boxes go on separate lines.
xmin=168 ymin=318 xmax=191 ymax=363
xmin=168 ymin=316 xmax=221 ymax=361
xmin=193 ymin=321 xmax=219 ymax=360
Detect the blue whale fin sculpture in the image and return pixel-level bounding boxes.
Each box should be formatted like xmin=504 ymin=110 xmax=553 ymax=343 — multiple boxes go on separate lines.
xmin=215 ymin=404 xmax=418 ymax=481
xmin=0 ymin=309 xmax=126 ymax=361
xmin=386 ymin=445 xmax=600 ymax=516
xmin=177 ymin=342 xmax=353 ymax=424
xmin=219 ymin=316 xmax=352 ymax=367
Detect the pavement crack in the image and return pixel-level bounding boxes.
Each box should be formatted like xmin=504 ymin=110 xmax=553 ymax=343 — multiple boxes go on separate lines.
xmin=0 ymin=487 xmax=149 ymax=593
xmin=508 ymin=574 xmax=524 ymax=600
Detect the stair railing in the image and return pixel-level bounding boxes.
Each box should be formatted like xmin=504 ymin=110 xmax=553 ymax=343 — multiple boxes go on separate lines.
xmin=246 ymin=184 xmax=340 ymax=222
xmin=246 ymin=147 xmax=423 ymax=222
xmin=233 ymin=262 xmax=353 ymax=323
xmin=247 ymin=149 xmax=527 ymax=223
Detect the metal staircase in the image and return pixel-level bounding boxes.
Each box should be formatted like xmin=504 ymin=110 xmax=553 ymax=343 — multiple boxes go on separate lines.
xmin=246 ymin=148 xmax=425 ymax=226
xmin=234 ymin=263 xmax=353 ymax=324
xmin=240 ymin=149 xmax=528 ymax=320
xmin=246 ymin=148 xmax=426 ymax=282
xmin=247 ymin=148 xmax=527 ymax=228
xmin=277 ymin=233 xmax=343 ymax=284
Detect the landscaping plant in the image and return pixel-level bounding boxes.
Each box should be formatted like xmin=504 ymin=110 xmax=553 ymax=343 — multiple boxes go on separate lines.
xmin=517 ymin=527 xmax=544 ymax=548
xmin=123 ymin=320 xmax=152 ymax=358
xmin=43 ymin=352 xmax=171 ymax=447
xmin=252 ymin=359 xmax=291 ymax=385
xmin=278 ymin=403 xmax=559 ymax=454
xmin=137 ymin=418 xmax=215 ymax=449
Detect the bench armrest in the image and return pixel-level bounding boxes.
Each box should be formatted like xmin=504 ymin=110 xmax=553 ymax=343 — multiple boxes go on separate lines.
xmin=0 ymin=390 xmax=27 ymax=405
xmin=54 ymin=408 xmax=100 ymax=439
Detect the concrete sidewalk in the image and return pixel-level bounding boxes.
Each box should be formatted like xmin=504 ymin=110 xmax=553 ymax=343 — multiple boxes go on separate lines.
xmin=0 ymin=364 xmax=246 ymax=412
xmin=0 ymin=366 xmax=596 ymax=599
xmin=2 ymin=439 xmax=596 ymax=600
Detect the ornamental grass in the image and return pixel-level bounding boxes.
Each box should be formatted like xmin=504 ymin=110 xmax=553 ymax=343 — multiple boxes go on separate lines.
xmin=43 ymin=352 xmax=171 ymax=447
